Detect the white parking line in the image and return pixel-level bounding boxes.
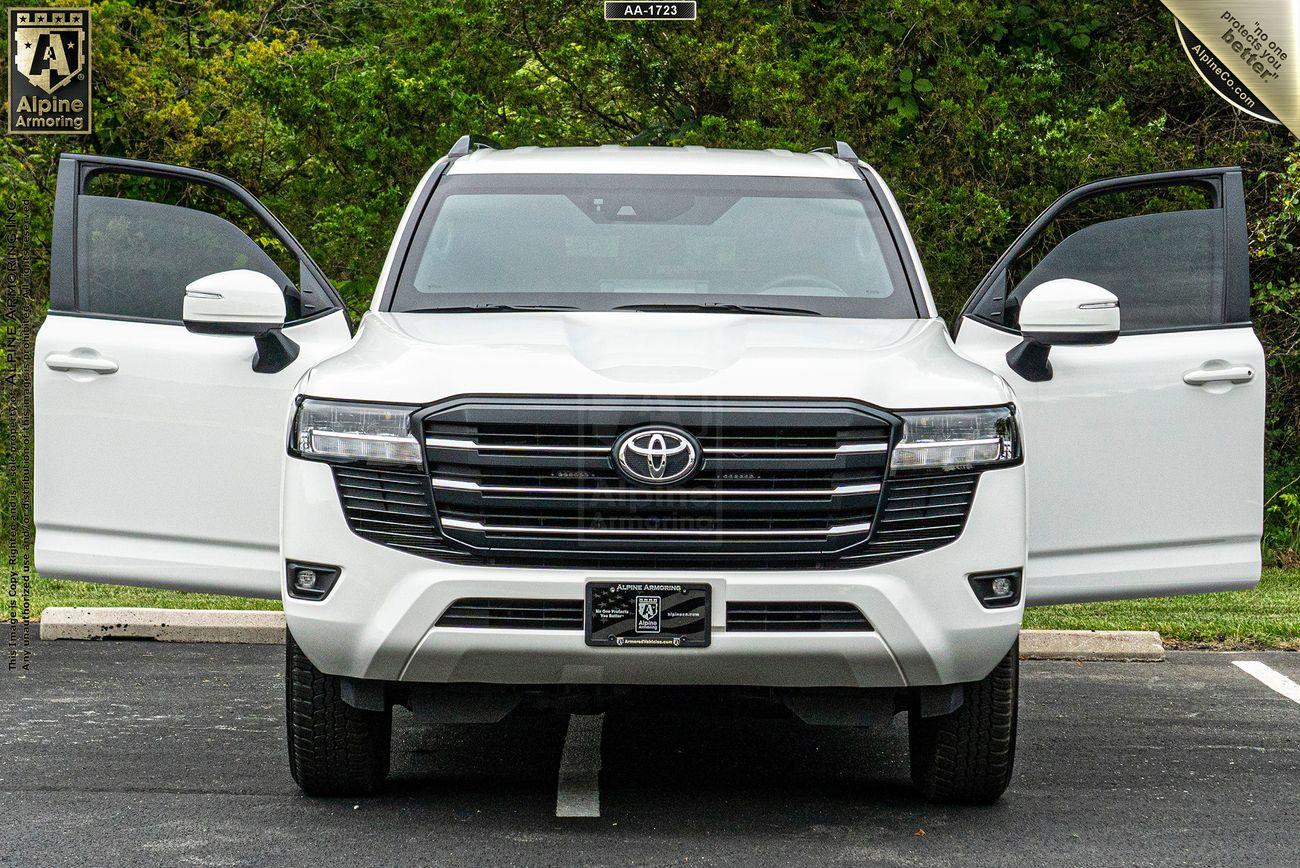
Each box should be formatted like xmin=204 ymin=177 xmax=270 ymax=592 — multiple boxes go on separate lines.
xmin=556 ymin=713 xmax=603 ymax=817
xmin=1233 ymin=661 xmax=1300 ymax=705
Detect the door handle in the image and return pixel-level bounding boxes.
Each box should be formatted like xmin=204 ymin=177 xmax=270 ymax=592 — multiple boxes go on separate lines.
xmin=1183 ymin=365 xmax=1254 ymax=386
xmin=45 ymin=352 xmax=118 ymax=375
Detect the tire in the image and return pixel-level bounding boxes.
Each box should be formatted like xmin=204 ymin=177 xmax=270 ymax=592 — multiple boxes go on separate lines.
xmin=908 ymin=640 xmax=1018 ymax=805
xmin=285 ymin=631 xmax=392 ymax=796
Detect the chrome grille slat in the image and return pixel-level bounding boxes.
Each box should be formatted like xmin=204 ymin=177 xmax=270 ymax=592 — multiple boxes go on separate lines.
xmin=439 ymin=516 xmax=872 ymax=537
xmin=428 ymin=477 xmax=881 ymax=497
xmin=426 ymin=437 xmax=887 ymax=457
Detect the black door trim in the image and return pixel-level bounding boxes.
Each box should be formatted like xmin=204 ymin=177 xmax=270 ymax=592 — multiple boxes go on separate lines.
xmin=51 ymin=152 xmax=348 ymax=328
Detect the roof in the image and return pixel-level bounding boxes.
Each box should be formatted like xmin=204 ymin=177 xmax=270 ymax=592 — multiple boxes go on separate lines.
xmin=445 ymin=145 xmax=862 ymax=179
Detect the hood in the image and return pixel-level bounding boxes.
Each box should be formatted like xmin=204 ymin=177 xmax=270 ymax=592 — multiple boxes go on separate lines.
xmin=300 ymin=311 xmax=1013 ymax=410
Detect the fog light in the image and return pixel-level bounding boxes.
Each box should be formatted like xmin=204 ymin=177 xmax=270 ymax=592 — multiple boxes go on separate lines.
xmin=991 ymin=576 xmax=1013 ymax=597
xmin=968 ymin=569 xmax=1022 ymax=608
xmin=286 ymin=562 xmax=341 ymax=601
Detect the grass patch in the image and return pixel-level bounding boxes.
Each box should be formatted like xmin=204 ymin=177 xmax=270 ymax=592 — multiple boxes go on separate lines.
xmin=1024 ymin=568 xmax=1300 ymax=650
xmin=15 ymin=569 xmax=1300 ymax=650
xmin=22 ymin=576 xmax=280 ymax=621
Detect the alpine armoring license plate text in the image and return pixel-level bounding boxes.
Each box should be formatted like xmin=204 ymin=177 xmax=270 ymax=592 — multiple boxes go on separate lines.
xmin=585 ymin=582 xmax=710 ymax=647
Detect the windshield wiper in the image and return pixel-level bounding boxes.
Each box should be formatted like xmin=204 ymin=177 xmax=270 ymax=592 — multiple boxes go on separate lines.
xmin=401 ymin=303 xmax=581 ymax=313
xmin=611 ymin=302 xmax=823 ymax=316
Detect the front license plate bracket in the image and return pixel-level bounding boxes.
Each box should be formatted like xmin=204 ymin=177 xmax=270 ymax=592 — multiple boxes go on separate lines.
xmin=585 ymin=582 xmax=711 ymax=648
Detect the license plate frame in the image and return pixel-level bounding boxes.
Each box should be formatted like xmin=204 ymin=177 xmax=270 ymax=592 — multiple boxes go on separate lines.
xmin=584 ymin=581 xmax=711 ymax=648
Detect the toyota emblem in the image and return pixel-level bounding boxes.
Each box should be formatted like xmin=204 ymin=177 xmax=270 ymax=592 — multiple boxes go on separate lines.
xmin=613 ymin=426 xmax=700 ymax=485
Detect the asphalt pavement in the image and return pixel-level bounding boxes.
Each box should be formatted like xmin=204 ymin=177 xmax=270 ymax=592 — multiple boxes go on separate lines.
xmin=2 ymin=641 xmax=1297 ymax=866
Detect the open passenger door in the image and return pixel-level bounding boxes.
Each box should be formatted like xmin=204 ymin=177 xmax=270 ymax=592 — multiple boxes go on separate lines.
xmin=956 ymin=167 xmax=1263 ymax=604
xmin=34 ymin=155 xmax=353 ymax=597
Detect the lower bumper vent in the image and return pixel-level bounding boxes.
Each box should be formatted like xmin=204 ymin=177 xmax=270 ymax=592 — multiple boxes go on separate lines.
xmin=436 ymin=598 xmax=584 ymax=630
xmin=726 ymin=602 xmax=872 ymax=632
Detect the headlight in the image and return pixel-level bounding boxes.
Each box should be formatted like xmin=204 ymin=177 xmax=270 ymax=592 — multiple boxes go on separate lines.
xmin=291 ymin=399 xmax=422 ymax=465
xmin=890 ymin=406 xmax=1020 ymax=472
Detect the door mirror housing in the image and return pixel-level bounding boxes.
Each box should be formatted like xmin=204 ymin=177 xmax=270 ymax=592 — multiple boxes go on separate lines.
xmin=183 ymin=269 xmax=287 ymax=335
xmin=1019 ymin=278 xmax=1121 ymax=344
xmin=183 ymin=269 xmax=299 ymax=373
xmin=1007 ymin=278 xmax=1120 ymax=382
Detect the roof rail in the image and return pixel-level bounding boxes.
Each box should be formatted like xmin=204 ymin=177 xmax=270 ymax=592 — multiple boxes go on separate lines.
xmin=446 ymin=134 xmax=498 ymax=159
xmin=810 ymin=140 xmax=860 ymax=163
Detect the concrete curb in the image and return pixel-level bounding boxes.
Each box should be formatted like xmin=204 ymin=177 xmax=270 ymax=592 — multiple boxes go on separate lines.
xmin=39 ymin=608 xmax=1166 ymax=660
xmin=1019 ymin=629 xmax=1165 ymax=662
xmin=39 ymin=607 xmax=286 ymax=644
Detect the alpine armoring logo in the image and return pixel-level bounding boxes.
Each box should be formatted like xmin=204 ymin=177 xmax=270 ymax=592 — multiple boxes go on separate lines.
xmin=613 ymin=425 xmax=700 ymax=485
xmin=7 ymin=7 xmax=92 ymax=135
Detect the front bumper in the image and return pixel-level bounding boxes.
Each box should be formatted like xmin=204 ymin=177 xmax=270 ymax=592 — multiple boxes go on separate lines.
xmin=283 ymin=459 xmax=1026 ymax=688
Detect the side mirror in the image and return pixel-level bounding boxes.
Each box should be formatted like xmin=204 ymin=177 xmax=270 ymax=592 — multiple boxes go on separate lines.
xmin=1006 ymin=278 xmax=1120 ymax=382
xmin=183 ymin=269 xmax=299 ymax=373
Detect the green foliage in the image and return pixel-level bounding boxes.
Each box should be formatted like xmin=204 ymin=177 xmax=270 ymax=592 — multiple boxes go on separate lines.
xmin=887 ymin=67 xmax=932 ymax=120
xmin=1024 ymin=568 xmax=1300 ymax=649
xmin=3 ymin=0 xmax=1300 ymax=555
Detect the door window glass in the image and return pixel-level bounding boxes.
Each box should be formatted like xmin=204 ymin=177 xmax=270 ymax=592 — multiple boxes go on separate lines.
xmin=75 ymin=171 xmax=299 ymax=323
xmin=973 ymin=182 xmax=1226 ymax=333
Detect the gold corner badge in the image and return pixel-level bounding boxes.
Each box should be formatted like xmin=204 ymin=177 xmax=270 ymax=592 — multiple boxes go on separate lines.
xmin=7 ymin=7 xmax=92 ymax=135
xmin=1162 ymin=1 xmax=1297 ymax=137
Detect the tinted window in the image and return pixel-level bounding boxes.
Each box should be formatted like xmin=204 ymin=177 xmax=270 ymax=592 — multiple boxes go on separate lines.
xmin=972 ymin=181 xmax=1228 ymax=333
xmin=393 ymin=174 xmax=916 ymax=318
xmin=77 ymin=195 xmax=292 ymax=321
xmin=1010 ymin=210 xmax=1223 ymax=331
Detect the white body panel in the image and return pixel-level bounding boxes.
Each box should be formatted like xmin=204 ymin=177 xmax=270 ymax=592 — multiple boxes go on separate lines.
xmin=956 ymin=317 xmax=1264 ymax=604
xmin=282 ymin=458 xmax=1025 ymax=687
xmin=302 ymin=312 xmax=1011 ymax=408
xmin=34 ymin=310 xmax=352 ymax=596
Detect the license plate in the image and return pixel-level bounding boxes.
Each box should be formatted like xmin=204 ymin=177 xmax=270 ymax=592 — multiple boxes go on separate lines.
xmin=585 ymin=582 xmax=710 ymax=648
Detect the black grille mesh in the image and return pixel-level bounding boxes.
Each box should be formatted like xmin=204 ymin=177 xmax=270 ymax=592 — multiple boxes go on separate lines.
xmin=726 ymin=602 xmax=872 ymax=631
xmin=436 ymin=598 xmax=584 ymax=629
xmin=332 ymin=465 xmax=464 ymax=559
xmin=846 ymin=472 xmax=979 ymax=564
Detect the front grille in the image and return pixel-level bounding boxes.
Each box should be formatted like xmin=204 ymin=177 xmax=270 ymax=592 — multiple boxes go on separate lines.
xmin=727 ymin=602 xmax=873 ymax=632
xmin=331 ymin=397 xmax=982 ymax=569
xmin=333 ymin=465 xmax=464 ymax=559
xmin=436 ymin=598 xmax=584 ymax=629
xmin=844 ymin=471 xmax=980 ymax=564
xmin=422 ymin=397 xmax=891 ymax=568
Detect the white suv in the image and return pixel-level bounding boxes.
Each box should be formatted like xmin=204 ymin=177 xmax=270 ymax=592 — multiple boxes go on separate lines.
xmin=34 ymin=140 xmax=1263 ymax=803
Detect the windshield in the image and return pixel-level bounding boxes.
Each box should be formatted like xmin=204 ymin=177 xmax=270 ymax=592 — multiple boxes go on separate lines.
xmin=391 ymin=173 xmax=917 ymax=318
